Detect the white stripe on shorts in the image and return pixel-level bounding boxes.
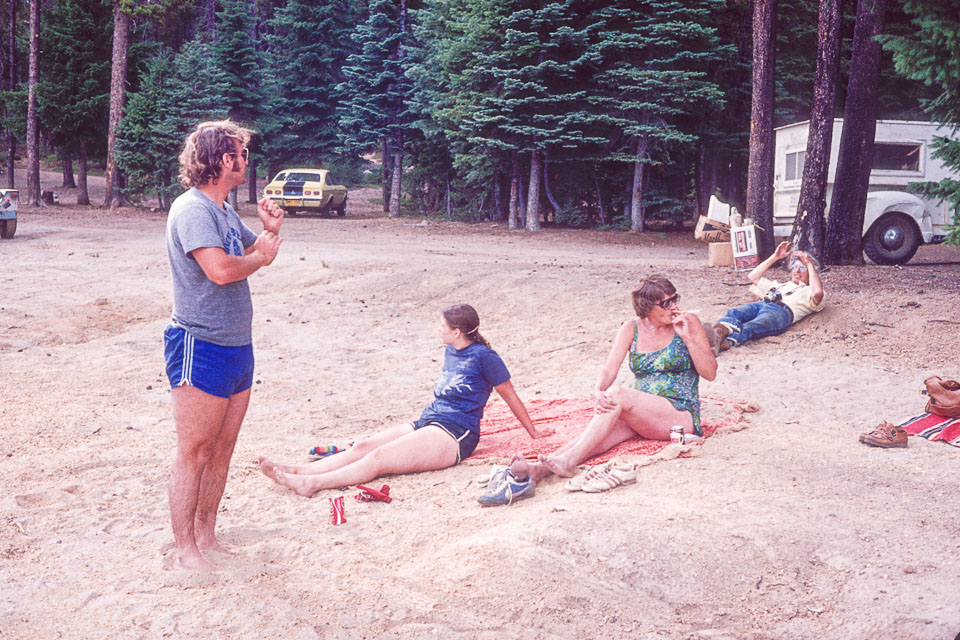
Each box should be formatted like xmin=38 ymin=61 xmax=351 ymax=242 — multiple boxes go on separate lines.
xmin=179 ymin=331 xmax=194 ymax=387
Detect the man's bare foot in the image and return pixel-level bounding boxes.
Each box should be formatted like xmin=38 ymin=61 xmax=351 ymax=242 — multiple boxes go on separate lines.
xmin=259 ymin=456 xmax=280 ymax=482
xmin=196 ymin=537 xmax=231 ymax=554
xmin=177 ymin=551 xmax=216 ymax=572
xmin=275 ymin=470 xmax=317 ymax=497
xmin=538 ymin=454 xmax=576 ymax=478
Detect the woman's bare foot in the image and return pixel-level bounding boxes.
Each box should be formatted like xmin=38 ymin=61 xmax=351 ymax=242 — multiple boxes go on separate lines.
xmin=538 ymin=453 xmax=576 ymax=478
xmin=275 ymin=470 xmax=318 ymax=497
xmin=177 ymin=551 xmax=216 ymax=572
xmin=259 ymin=456 xmax=280 ymax=482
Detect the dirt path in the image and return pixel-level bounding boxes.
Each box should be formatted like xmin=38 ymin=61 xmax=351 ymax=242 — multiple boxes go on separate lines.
xmin=1 ymin=185 xmax=959 ymax=639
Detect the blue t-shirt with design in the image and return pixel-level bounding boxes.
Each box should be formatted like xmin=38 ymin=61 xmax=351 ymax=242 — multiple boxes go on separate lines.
xmin=417 ymin=342 xmax=511 ymax=435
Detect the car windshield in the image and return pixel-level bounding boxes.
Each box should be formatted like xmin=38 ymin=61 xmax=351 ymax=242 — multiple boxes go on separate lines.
xmin=285 ymin=172 xmax=323 ymax=183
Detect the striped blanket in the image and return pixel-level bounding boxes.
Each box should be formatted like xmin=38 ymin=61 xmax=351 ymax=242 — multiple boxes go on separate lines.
xmin=899 ymin=413 xmax=960 ymax=447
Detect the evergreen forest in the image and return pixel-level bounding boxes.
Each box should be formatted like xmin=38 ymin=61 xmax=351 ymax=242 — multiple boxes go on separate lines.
xmin=1 ymin=0 xmax=958 ymax=247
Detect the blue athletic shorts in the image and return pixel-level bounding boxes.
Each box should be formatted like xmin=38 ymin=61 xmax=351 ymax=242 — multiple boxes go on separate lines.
xmin=411 ymin=417 xmax=480 ymax=464
xmin=164 ymin=326 xmax=254 ymax=399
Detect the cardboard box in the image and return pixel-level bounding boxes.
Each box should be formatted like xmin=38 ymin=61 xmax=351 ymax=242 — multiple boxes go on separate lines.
xmin=708 ymin=241 xmax=734 ymax=266
xmin=731 ymin=225 xmax=759 ymax=270
xmin=694 ymin=215 xmax=730 ymax=243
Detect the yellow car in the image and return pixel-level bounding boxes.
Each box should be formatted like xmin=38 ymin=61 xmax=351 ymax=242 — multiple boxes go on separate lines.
xmin=263 ymin=168 xmax=348 ymax=216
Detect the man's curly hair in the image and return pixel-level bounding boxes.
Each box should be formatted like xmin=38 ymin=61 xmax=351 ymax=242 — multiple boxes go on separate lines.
xmin=178 ymin=120 xmax=254 ymax=188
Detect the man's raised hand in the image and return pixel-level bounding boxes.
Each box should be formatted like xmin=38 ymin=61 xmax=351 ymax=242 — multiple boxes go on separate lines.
xmin=257 ymin=198 xmax=284 ymax=235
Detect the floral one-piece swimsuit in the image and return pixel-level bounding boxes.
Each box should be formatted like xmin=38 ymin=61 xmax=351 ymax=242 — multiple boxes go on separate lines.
xmin=628 ymin=321 xmax=702 ymax=435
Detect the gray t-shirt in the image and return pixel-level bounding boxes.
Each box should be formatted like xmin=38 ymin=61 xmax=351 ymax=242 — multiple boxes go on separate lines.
xmin=166 ymin=188 xmax=258 ymax=346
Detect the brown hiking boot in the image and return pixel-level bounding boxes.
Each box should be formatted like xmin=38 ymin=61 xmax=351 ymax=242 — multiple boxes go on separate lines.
xmin=703 ymin=323 xmax=722 ymax=356
xmin=714 ymin=323 xmax=732 ymax=352
xmin=859 ymin=421 xmax=908 ymax=448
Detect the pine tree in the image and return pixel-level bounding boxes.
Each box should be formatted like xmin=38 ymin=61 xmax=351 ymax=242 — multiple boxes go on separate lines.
xmin=337 ymin=0 xmax=414 ymax=217
xmin=746 ymin=0 xmax=777 ymax=257
xmin=23 ymin=0 xmax=39 ymax=206
xmin=881 ymin=0 xmax=960 ymax=246
xmin=790 ymin=0 xmax=843 ymax=257
xmin=115 ymin=49 xmax=180 ymax=208
xmin=37 ymin=0 xmax=112 ymax=206
xmin=116 ymin=41 xmax=229 ymax=207
xmin=591 ymin=0 xmax=728 ymax=232
xmin=823 ymin=0 xmax=886 ymax=264
xmin=264 ymin=0 xmax=358 ymax=169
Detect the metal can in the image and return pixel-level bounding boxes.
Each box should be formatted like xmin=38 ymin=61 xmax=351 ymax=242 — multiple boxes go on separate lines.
xmin=329 ymin=496 xmax=346 ymax=525
xmin=670 ymin=425 xmax=684 ymax=445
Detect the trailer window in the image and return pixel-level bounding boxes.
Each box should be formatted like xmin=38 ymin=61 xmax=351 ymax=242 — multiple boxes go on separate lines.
xmin=786 ymin=151 xmax=805 ymax=181
xmin=873 ymin=143 xmax=921 ymax=172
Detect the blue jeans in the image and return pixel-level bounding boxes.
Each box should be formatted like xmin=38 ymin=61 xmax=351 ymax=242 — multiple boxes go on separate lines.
xmin=717 ymin=301 xmax=793 ymax=347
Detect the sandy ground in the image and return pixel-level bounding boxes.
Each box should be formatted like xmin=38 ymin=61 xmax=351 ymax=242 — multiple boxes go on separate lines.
xmin=1 ymin=171 xmax=960 ymax=639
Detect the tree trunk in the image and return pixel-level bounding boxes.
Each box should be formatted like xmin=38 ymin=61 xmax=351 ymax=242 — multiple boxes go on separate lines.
xmin=630 ymin=138 xmax=647 ymax=232
xmin=823 ymin=0 xmax=886 ymax=265
xmin=388 ymin=133 xmax=402 ymax=218
xmin=103 ymin=4 xmax=130 ymax=208
xmin=492 ymin=175 xmax=503 ymax=221
xmin=508 ymin=152 xmax=519 ymax=230
xmin=247 ymin=156 xmax=257 ymax=203
xmin=525 ymin=149 xmax=541 ymax=231
xmin=695 ymin=143 xmax=707 ymax=218
xmin=381 ymin=137 xmax=392 ymax=213
xmin=746 ymin=0 xmax=777 ymax=258
xmin=24 ymin=0 xmax=40 ymax=206
xmin=593 ymin=171 xmax=606 ymax=225
xmin=791 ymin=0 xmax=842 ymax=258
xmin=5 ymin=0 xmax=15 ymax=189
xmin=229 ymin=185 xmax=238 ymax=210
xmin=445 ymin=170 xmax=452 ymax=219
xmin=542 ymin=148 xmax=561 ymax=220
xmin=62 ymin=155 xmax=76 ymax=188
xmin=77 ymin=139 xmax=89 ymax=205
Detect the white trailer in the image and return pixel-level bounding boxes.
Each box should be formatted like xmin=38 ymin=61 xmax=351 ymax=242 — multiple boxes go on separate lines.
xmin=773 ymin=119 xmax=956 ymax=264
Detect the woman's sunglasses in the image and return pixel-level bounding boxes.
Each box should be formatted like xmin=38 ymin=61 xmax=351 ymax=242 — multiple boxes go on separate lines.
xmin=658 ymin=293 xmax=680 ymax=309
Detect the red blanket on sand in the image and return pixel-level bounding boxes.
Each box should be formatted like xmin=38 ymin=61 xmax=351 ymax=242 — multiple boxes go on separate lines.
xmin=899 ymin=413 xmax=960 ymax=447
xmin=473 ymin=397 xmax=743 ymax=464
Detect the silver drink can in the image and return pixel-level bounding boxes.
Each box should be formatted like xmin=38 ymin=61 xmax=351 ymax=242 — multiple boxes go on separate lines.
xmin=670 ymin=425 xmax=684 ymax=445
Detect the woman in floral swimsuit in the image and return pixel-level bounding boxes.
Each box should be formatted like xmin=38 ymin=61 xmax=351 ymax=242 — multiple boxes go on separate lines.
xmin=530 ymin=274 xmax=717 ymax=480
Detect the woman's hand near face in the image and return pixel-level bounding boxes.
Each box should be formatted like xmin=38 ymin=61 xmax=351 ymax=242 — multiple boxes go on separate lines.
xmin=671 ymin=312 xmax=696 ymax=339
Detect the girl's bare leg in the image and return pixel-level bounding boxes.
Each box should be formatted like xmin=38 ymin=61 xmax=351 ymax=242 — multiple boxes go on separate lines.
xmin=274 ymin=426 xmax=459 ymax=497
xmin=259 ymin=423 xmax=414 ymax=480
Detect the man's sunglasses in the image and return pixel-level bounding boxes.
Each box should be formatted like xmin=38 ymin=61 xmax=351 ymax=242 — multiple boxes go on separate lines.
xmin=232 ymin=147 xmax=250 ymax=162
xmin=658 ymin=293 xmax=680 ymax=309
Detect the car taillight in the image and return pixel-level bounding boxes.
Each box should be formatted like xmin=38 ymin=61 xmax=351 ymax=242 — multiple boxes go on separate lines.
xmin=305 ymin=190 xmax=312 ymax=196
xmin=265 ymin=189 xmax=273 ymax=195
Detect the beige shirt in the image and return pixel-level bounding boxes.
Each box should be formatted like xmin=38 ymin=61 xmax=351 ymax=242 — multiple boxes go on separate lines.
xmin=749 ymin=277 xmax=825 ymax=323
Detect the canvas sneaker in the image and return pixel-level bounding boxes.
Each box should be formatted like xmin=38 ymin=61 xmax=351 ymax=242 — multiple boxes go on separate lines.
xmin=477 ymin=471 xmax=535 ymax=506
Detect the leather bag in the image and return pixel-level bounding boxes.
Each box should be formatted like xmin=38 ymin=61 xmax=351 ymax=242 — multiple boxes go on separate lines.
xmin=924 ymin=376 xmax=960 ymax=418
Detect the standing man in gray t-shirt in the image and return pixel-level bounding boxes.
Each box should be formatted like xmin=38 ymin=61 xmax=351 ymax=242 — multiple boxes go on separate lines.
xmin=164 ymin=120 xmax=284 ymax=571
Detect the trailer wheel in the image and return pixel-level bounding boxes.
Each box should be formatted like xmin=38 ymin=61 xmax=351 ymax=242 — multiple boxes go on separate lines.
xmin=863 ymin=212 xmax=920 ymax=265
xmin=0 ymin=218 xmax=15 ymax=239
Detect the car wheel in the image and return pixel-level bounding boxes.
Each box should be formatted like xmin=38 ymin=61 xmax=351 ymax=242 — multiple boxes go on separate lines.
xmin=863 ymin=212 xmax=920 ymax=265
xmin=0 ymin=218 xmax=16 ymax=239
xmin=336 ymin=202 xmax=346 ymax=217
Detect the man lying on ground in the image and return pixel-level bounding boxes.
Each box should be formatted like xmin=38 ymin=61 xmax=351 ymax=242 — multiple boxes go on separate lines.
xmin=711 ymin=241 xmax=824 ymax=352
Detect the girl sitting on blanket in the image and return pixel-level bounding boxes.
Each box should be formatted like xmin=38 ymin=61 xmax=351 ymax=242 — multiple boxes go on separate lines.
xmin=483 ymin=275 xmax=717 ymax=505
xmin=259 ymin=304 xmax=552 ymax=497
